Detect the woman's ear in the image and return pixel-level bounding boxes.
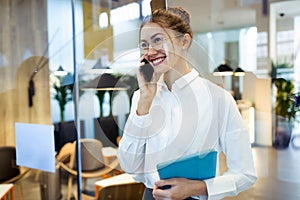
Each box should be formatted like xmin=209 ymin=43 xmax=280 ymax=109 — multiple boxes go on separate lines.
xmin=182 ymin=34 xmax=191 ymax=50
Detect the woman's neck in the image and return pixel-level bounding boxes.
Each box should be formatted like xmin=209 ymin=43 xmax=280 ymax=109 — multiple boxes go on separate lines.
xmin=163 ymin=64 xmax=191 ymax=90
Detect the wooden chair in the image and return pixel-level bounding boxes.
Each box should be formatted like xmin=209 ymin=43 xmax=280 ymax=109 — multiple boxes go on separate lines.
xmin=58 ymin=139 xmax=119 ymax=200
xmin=0 ymin=146 xmax=30 ymax=200
xmin=97 ymin=182 xmax=145 ymax=200
xmin=56 ymin=142 xmax=74 ymax=163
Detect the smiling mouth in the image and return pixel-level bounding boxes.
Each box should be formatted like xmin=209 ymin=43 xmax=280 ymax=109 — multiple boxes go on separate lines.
xmin=150 ymin=56 xmax=166 ymax=66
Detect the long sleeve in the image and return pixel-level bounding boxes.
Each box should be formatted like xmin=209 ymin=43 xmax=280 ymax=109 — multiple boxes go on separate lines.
xmin=203 ymin=93 xmax=257 ymax=200
xmin=117 ymin=91 xmax=151 ymax=175
xmin=117 ymin=86 xmax=184 ymax=187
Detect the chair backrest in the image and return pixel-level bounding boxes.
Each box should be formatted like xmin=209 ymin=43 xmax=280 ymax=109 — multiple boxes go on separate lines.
xmin=0 ymin=146 xmax=20 ymax=182
xmin=56 ymin=142 xmax=74 ymax=163
xmin=94 ymin=117 xmax=119 ymax=147
xmin=71 ymin=139 xmax=105 ymax=171
xmin=98 ymin=182 xmax=145 ymax=200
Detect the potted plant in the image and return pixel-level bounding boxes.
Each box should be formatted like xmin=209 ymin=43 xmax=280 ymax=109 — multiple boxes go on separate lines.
xmin=92 ymin=73 xmax=131 ymax=146
xmin=272 ymin=62 xmax=300 ymax=149
xmin=51 ymin=76 xmax=73 ymax=123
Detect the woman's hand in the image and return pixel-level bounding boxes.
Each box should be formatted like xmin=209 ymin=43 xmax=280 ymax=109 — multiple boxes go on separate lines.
xmin=152 ymin=178 xmax=208 ymax=200
xmin=136 ymin=57 xmax=161 ymax=115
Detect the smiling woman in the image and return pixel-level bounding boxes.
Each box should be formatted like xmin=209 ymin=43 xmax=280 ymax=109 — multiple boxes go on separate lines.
xmin=118 ymin=6 xmax=256 ymax=200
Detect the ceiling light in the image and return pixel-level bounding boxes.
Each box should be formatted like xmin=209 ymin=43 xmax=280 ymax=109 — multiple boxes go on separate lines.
xmin=53 ymin=66 xmax=68 ymax=77
xmin=213 ymin=62 xmax=233 ymax=76
xmin=234 ymin=67 xmax=245 ymax=76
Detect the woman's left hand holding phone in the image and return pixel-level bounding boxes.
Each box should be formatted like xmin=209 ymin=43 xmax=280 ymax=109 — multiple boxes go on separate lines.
xmin=136 ymin=56 xmax=161 ymax=115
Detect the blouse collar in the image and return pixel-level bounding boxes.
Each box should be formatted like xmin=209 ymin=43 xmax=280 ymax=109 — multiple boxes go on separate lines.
xmin=158 ymin=69 xmax=199 ymax=92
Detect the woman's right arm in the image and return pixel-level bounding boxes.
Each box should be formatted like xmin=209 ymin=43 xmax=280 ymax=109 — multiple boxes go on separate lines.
xmin=117 ymin=86 xmax=160 ymax=176
xmin=118 ymin=64 xmax=160 ymax=174
xmin=117 ymin=91 xmax=148 ymax=174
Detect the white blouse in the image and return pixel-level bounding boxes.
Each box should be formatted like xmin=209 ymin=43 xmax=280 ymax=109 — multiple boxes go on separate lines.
xmin=117 ymin=69 xmax=257 ymax=200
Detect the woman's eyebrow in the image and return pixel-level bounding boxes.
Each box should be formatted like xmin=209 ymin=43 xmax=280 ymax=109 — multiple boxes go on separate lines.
xmin=150 ymin=33 xmax=164 ymax=40
xmin=140 ymin=33 xmax=164 ymax=42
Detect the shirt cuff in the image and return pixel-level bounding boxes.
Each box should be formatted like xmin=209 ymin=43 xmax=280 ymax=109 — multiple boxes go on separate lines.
xmin=204 ymin=176 xmax=236 ymax=200
xmin=122 ymin=112 xmax=153 ymax=139
xmin=130 ymin=111 xmax=152 ymax=128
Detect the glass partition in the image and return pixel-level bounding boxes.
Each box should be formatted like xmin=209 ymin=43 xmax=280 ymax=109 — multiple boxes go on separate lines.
xmin=2 ymin=0 xmax=300 ymax=200
xmin=269 ymin=1 xmax=300 ymax=150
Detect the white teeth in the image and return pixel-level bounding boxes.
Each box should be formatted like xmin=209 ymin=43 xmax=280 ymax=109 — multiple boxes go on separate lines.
xmin=152 ymin=57 xmax=164 ymax=65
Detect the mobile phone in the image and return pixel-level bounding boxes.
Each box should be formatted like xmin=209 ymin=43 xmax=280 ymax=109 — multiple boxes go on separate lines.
xmin=140 ymin=58 xmax=154 ymax=82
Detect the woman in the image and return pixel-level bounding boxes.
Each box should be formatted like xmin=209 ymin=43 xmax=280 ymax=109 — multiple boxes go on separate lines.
xmin=117 ymin=7 xmax=256 ymax=200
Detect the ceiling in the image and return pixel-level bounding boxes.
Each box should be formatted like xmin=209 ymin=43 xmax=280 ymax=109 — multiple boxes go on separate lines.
xmin=272 ymin=0 xmax=300 ymax=19
xmin=167 ymin=0 xmax=257 ymax=33
xmin=94 ymin=0 xmax=257 ymax=32
xmin=100 ymin=0 xmax=300 ymax=33
xmin=97 ymin=0 xmax=140 ymax=9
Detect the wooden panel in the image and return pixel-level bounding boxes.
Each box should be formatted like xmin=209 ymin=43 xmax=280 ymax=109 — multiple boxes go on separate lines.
xmin=16 ymin=57 xmax=51 ymax=124
xmin=0 ymin=0 xmax=50 ymax=146
xmin=0 ymin=57 xmax=51 ymax=146
xmin=84 ymin=27 xmax=114 ymax=60
xmin=98 ymin=182 xmax=145 ymax=200
xmin=100 ymin=0 xmax=140 ymax=9
xmin=150 ymin=0 xmax=167 ymax=12
xmin=82 ymin=1 xmax=114 ymax=60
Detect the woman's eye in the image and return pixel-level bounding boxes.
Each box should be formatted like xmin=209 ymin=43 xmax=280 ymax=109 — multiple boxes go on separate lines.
xmin=140 ymin=42 xmax=148 ymax=48
xmin=153 ymin=37 xmax=163 ymax=44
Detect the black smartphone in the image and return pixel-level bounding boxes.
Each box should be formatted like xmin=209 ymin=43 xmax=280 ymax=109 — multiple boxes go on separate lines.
xmin=140 ymin=58 xmax=154 ymax=82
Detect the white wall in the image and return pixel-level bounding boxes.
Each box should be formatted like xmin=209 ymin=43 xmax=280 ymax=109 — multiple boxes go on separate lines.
xmin=113 ymin=19 xmax=141 ymax=53
xmin=294 ymin=16 xmax=300 ymax=86
xmin=48 ymin=0 xmax=83 ymax=123
xmin=195 ymin=28 xmax=249 ymax=74
xmin=47 ymin=0 xmax=84 ymax=73
xmin=243 ymin=72 xmax=272 ymax=146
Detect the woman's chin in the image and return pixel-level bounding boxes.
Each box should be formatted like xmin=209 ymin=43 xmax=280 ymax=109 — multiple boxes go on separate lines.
xmin=153 ymin=64 xmax=170 ymax=74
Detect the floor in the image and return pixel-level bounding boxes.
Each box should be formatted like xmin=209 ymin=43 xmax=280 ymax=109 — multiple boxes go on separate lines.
xmin=13 ymin=140 xmax=300 ymax=200
xmin=224 ymin=145 xmax=300 ymax=200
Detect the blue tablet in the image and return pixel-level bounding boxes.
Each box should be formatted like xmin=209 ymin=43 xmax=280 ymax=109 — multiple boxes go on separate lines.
xmin=156 ymin=150 xmax=217 ymax=181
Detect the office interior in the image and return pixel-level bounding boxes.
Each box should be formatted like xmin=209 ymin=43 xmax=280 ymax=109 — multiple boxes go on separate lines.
xmin=1 ymin=0 xmax=300 ymax=199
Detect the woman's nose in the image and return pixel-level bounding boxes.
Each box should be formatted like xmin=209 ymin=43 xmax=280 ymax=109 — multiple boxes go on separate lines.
xmin=147 ymin=46 xmax=158 ymax=55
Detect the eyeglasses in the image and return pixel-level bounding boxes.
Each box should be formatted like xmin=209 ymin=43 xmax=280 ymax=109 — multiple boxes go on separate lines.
xmin=139 ymin=34 xmax=183 ymax=54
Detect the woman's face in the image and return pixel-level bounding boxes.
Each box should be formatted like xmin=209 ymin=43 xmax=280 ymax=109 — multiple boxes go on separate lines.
xmin=140 ymin=23 xmax=182 ymax=74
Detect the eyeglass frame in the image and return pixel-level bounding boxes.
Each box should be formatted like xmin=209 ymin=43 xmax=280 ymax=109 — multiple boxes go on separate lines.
xmin=139 ymin=33 xmax=184 ymax=54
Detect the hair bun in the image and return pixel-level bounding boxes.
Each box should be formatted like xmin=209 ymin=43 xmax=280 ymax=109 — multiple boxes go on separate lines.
xmin=168 ymin=6 xmax=191 ymax=25
xmin=146 ymin=6 xmax=193 ymax=39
